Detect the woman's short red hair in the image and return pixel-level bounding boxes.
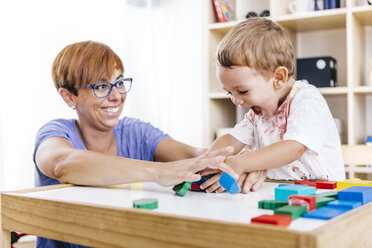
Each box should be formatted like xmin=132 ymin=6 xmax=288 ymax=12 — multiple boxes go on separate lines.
xmin=52 ymin=41 xmax=124 ymax=95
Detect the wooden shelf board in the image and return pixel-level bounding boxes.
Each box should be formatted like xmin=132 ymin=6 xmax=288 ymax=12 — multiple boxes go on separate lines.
xmin=318 ymin=86 xmax=348 ymax=95
xmin=208 ymin=21 xmax=237 ymax=34
xmin=273 ymin=9 xmax=347 ymax=32
xmin=345 ymin=167 xmax=372 ymax=173
xmin=209 ymin=92 xmax=230 ymax=99
xmin=352 ymin=6 xmax=372 ymax=26
xmin=353 ymin=86 xmax=372 ymax=94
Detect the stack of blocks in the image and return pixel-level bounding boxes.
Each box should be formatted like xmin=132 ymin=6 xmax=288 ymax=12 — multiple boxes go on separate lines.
xmin=252 ymin=180 xmax=372 ymax=227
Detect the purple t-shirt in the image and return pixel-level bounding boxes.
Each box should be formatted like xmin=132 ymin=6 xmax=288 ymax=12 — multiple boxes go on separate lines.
xmin=33 ymin=117 xmax=169 ymax=248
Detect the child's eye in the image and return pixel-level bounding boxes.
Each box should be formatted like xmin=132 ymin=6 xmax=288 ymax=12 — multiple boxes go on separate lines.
xmin=239 ymin=90 xmax=248 ymax=95
xmin=226 ymin=91 xmax=232 ymax=96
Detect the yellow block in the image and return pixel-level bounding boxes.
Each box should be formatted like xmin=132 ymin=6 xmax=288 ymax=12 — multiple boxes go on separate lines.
xmin=337 ymin=178 xmax=372 ymax=191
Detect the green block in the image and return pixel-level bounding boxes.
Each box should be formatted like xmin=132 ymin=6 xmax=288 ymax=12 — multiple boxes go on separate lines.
xmin=258 ymin=200 xmax=288 ymax=210
xmin=133 ymin=198 xmax=158 ymax=210
xmin=274 ymin=205 xmax=307 ymax=220
xmin=316 ymin=191 xmax=338 ymax=199
xmin=316 ymin=196 xmax=335 ymax=208
xmin=172 ymin=181 xmax=192 ymax=196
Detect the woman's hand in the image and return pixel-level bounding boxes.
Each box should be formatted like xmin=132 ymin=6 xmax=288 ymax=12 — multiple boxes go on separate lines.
xmin=155 ymin=146 xmax=237 ymax=187
xmin=238 ymin=170 xmax=267 ymax=194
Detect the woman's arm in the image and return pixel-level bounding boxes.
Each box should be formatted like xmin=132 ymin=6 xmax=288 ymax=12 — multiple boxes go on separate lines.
xmin=35 ymin=137 xmax=236 ymax=187
xmin=154 ymin=137 xmax=207 ymax=162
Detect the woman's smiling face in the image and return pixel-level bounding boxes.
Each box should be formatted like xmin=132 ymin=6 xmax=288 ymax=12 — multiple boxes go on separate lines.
xmin=74 ymin=70 xmax=126 ymax=131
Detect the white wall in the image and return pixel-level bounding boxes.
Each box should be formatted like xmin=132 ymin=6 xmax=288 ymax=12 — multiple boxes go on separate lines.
xmin=0 ymin=0 xmax=204 ymax=190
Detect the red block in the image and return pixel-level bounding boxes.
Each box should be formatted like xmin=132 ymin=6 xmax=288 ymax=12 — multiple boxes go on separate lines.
xmin=316 ymin=180 xmax=337 ymax=189
xmin=294 ymin=180 xmax=317 ymax=188
xmin=190 ymin=183 xmax=201 ymax=191
xmin=288 ymin=195 xmax=316 ymax=211
xmin=251 ymin=214 xmax=292 ymax=227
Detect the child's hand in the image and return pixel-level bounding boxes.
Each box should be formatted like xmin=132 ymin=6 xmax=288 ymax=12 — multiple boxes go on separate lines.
xmin=199 ymin=171 xmax=225 ymax=193
xmin=238 ymin=170 xmax=267 ymax=194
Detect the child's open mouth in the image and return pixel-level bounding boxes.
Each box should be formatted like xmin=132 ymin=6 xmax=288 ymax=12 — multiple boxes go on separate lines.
xmin=251 ymin=106 xmax=262 ymax=116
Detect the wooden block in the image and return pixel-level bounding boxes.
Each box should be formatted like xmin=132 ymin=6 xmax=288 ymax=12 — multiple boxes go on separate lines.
xmin=172 ymin=181 xmax=192 ymax=196
xmin=219 ymin=172 xmax=240 ymax=194
xmin=274 ymin=205 xmax=307 ymax=220
xmin=316 ymin=191 xmax=338 ymax=199
xmin=327 ymin=200 xmax=362 ymax=210
xmin=337 ymin=178 xmax=372 ymax=191
xmin=315 ymin=180 xmax=337 ymax=189
xmin=258 ymin=200 xmax=288 ymax=210
xmin=338 ymin=186 xmax=372 ymax=204
xmin=190 ymin=183 xmax=202 ymax=191
xmin=133 ymin=198 xmax=158 ymax=210
xmin=303 ymin=207 xmax=348 ymax=220
xmin=295 ymin=180 xmax=317 ymax=188
xmin=316 ymin=196 xmax=335 ymax=208
xmin=275 ymin=185 xmax=316 ymax=201
xmin=288 ymin=195 xmax=316 ymax=211
xmin=251 ymin=214 xmax=292 ymax=227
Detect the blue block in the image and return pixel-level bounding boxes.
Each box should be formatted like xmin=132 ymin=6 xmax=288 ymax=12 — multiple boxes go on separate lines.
xmin=303 ymin=207 xmax=348 ymax=220
xmin=219 ymin=172 xmax=240 ymax=194
xmin=275 ymin=185 xmax=316 ymax=201
xmin=327 ymin=200 xmax=362 ymax=209
xmin=195 ymin=176 xmax=208 ymax=185
xmin=338 ymin=186 xmax=372 ymax=204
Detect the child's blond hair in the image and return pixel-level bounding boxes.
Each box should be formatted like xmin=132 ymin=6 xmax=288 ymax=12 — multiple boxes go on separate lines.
xmin=216 ymin=17 xmax=294 ymax=77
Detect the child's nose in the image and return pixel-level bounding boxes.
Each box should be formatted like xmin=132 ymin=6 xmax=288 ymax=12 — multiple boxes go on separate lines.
xmin=231 ymin=95 xmax=243 ymax=106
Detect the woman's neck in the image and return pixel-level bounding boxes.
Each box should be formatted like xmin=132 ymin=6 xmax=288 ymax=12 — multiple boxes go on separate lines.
xmin=75 ymin=120 xmax=117 ymax=156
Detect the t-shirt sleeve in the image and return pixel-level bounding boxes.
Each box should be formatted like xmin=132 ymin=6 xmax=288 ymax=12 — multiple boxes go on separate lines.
xmin=33 ymin=120 xmax=74 ymax=162
xmin=120 ymin=119 xmax=170 ymax=161
xmin=229 ymin=110 xmax=255 ymax=146
xmin=142 ymin=122 xmax=170 ymax=160
xmin=283 ymin=88 xmax=330 ymax=154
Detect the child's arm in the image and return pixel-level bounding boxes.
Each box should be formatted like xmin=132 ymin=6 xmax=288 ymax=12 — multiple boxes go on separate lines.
xmin=226 ymin=140 xmax=306 ymax=174
xmin=208 ymin=134 xmax=246 ymax=155
xmin=200 ymin=134 xmax=268 ymax=193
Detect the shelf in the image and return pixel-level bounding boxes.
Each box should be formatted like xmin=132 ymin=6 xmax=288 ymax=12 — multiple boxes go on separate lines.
xmin=353 ymin=86 xmax=372 ymax=94
xmin=318 ymin=87 xmax=348 ymax=95
xmin=205 ymin=1 xmax=372 ymax=158
xmin=209 ymin=92 xmax=229 ymax=99
xmin=352 ymin=6 xmax=372 ymax=26
xmin=345 ymin=167 xmax=372 ymax=173
xmin=208 ymin=21 xmax=238 ymax=35
xmin=273 ymin=8 xmax=347 ymax=32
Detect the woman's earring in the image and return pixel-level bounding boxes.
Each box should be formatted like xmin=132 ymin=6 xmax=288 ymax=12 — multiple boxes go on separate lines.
xmin=71 ymin=105 xmax=76 ymax=110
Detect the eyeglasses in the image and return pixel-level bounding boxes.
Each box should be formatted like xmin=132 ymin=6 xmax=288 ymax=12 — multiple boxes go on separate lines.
xmin=79 ymin=78 xmax=132 ymax=98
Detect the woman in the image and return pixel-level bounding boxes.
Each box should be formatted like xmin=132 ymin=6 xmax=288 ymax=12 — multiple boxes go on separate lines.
xmin=33 ymin=41 xmax=263 ymax=248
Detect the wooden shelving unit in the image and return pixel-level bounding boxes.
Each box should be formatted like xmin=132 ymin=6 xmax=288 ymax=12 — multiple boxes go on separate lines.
xmin=203 ymin=0 xmax=372 ymax=178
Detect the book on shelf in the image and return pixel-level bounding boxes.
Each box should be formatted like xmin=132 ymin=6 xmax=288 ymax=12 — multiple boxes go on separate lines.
xmin=212 ymin=0 xmax=235 ymax=23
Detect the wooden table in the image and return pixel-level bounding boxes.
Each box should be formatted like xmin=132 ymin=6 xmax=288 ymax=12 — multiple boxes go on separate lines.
xmin=1 ymin=182 xmax=372 ymax=248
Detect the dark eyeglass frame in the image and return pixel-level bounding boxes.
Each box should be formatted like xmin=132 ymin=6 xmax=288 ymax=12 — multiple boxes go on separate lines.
xmin=79 ymin=78 xmax=133 ymax=98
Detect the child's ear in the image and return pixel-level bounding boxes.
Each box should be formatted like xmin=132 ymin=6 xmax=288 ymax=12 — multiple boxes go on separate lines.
xmin=273 ymin=66 xmax=288 ymax=90
xmin=58 ymin=88 xmax=76 ymax=109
